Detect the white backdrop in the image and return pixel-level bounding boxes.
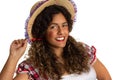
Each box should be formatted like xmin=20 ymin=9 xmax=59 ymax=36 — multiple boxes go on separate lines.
xmin=0 ymin=0 xmax=120 ymax=79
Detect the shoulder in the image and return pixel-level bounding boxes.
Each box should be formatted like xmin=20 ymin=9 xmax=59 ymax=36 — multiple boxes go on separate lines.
xmin=16 ymin=60 xmax=39 ymax=79
xmin=80 ymin=42 xmax=97 ymax=65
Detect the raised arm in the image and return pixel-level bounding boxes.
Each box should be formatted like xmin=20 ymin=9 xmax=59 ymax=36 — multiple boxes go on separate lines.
xmin=0 ymin=39 xmax=27 ymax=80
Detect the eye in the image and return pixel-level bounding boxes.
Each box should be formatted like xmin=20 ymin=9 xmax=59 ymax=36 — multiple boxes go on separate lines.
xmin=49 ymin=24 xmax=58 ymax=29
xmin=63 ymin=22 xmax=68 ymax=27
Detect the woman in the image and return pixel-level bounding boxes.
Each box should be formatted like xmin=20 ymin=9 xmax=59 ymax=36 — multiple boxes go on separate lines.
xmin=0 ymin=0 xmax=111 ymax=80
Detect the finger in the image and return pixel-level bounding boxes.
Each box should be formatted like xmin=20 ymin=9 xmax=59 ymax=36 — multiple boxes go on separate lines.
xmin=19 ymin=39 xmax=23 ymax=44
xmin=24 ymin=39 xmax=28 ymax=45
xmin=12 ymin=40 xmax=18 ymax=45
xmin=20 ymin=39 xmax=28 ymax=47
xmin=12 ymin=39 xmax=23 ymax=46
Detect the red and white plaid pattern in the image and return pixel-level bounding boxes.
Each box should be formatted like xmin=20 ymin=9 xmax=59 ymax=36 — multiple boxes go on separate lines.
xmin=16 ymin=43 xmax=96 ymax=80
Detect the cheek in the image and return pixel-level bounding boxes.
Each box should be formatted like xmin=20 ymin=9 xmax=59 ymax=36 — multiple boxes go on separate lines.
xmin=47 ymin=31 xmax=54 ymax=38
xmin=65 ymin=29 xmax=69 ymax=35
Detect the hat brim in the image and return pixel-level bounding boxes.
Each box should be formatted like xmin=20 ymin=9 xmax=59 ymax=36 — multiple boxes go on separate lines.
xmin=27 ymin=0 xmax=76 ymax=40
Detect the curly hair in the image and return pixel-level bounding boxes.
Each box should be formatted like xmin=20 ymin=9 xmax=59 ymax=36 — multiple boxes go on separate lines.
xmin=26 ymin=5 xmax=90 ymax=80
xmin=31 ymin=4 xmax=73 ymax=39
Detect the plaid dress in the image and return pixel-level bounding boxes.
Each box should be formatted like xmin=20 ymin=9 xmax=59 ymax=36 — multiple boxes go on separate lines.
xmin=16 ymin=43 xmax=96 ymax=80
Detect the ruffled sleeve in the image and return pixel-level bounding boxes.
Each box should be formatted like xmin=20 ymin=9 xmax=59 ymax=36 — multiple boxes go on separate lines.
xmin=82 ymin=43 xmax=97 ymax=65
xmin=16 ymin=61 xmax=39 ymax=80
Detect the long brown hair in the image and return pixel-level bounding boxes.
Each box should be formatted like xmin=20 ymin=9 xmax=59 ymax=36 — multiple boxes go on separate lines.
xmin=26 ymin=5 xmax=90 ymax=80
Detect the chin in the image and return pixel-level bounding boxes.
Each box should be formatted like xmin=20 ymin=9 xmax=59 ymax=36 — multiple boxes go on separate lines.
xmin=58 ymin=44 xmax=66 ymax=48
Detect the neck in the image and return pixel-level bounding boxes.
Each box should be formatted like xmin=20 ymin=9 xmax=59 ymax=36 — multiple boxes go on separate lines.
xmin=53 ymin=48 xmax=63 ymax=58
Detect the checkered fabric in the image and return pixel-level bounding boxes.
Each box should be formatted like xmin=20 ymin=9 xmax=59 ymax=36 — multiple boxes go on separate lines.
xmin=16 ymin=43 xmax=96 ymax=80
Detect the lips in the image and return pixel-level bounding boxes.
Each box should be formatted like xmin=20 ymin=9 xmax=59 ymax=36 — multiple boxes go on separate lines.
xmin=56 ymin=37 xmax=65 ymax=41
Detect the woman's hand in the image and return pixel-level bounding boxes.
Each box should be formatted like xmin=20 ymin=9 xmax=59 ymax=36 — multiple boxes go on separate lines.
xmin=9 ymin=39 xmax=27 ymax=60
xmin=0 ymin=39 xmax=28 ymax=80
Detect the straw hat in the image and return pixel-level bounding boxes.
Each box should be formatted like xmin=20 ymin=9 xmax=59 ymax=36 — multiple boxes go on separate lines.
xmin=25 ymin=0 xmax=77 ymax=42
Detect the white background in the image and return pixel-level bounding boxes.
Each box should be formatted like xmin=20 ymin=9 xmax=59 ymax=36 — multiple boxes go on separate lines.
xmin=0 ymin=0 xmax=120 ymax=79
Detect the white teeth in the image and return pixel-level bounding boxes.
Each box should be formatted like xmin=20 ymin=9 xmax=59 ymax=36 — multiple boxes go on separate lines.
xmin=56 ymin=37 xmax=64 ymax=40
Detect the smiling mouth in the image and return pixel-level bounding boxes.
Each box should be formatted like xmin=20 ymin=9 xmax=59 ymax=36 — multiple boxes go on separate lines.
xmin=56 ymin=37 xmax=65 ymax=41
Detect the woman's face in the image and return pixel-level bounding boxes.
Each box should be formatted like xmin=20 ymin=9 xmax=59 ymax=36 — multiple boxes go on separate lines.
xmin=45 ymin=13 xmax=69 ymax=49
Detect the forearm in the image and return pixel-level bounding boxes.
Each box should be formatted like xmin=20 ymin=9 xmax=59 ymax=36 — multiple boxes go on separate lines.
xmin=0 ymin=55 xmax=19 ymax=80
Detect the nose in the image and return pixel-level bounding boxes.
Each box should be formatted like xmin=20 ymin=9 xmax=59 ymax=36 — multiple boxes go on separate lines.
xmin=57 ymin=26 xmax=64 ymax=35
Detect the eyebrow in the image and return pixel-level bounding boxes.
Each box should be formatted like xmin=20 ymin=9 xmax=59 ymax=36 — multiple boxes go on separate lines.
xmin=50 ymin=22 xmax=68 ymax=25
